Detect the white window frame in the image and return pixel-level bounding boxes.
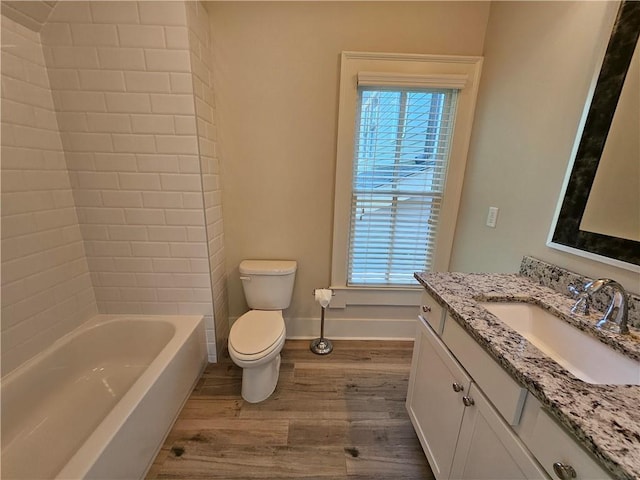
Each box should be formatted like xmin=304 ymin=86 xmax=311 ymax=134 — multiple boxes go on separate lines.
xmin=330 ymin=52 xmax=483 ymax=306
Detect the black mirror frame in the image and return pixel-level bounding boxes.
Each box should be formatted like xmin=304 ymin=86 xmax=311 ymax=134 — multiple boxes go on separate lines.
xmin=551 ymin=1 xmax=640 ymax=266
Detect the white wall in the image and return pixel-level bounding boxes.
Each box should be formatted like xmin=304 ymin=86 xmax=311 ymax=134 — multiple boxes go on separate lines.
xmin=1 ymin=15 xmax=98 ymax=376
xmin=450 ymin=1 xmax=639 ymax=293
xmin=209 ymin=1 xmax=491 ymax=325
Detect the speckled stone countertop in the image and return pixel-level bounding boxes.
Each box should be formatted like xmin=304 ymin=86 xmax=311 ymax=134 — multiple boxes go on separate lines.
xmin=414 ymin=271 xmax=640 ymax=480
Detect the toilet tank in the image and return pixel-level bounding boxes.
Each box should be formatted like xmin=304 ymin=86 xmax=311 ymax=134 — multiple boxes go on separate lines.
xmin=239 ymin=260 xmax=297 ymax=310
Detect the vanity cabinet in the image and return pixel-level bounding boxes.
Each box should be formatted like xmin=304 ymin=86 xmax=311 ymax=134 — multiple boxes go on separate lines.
xmin=408 ymin=292 xmax=615 ymax=480
xmin=407 ymin=311 xmax=546 ymax=480
xmin=407 ymin=308 xmax=471 ymax=479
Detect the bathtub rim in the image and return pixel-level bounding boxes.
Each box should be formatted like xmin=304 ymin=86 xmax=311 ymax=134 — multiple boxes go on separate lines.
xmin=1 ymin=314 xmax=206 ymax=480
xmin=59 ymin=314 xmax=205 ymax=479
xmin=1 ymin=314 xmax=195 ymax=386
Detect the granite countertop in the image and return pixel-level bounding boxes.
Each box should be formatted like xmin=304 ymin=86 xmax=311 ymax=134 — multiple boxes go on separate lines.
xmin=414 ymin=271 xmax=640 ymax=480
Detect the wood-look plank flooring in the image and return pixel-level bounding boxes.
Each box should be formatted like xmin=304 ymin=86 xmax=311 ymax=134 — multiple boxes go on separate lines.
xmin=147 ymin=340 xmax=434 ymax=479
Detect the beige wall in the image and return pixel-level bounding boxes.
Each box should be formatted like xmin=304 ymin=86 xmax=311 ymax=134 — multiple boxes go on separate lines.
xmin=450 ymin=1 xmax=639 ymax=293
xmin=209 ymin=1 xmax=491 ymax=320
xmin=1 ymin=16 xmax=98 ymax=376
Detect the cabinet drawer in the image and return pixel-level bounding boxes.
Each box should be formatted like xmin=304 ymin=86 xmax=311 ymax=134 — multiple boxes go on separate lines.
xmin=419 ymin=290 xmax=445 ymax=335
xmin=442 ymin=316 xmax=527 ymax=426
xmin=528 ymin=410 xmax=613 ymax=480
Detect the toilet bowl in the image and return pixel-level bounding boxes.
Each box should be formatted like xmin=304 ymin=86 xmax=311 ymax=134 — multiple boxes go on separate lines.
xmin=228 ymin=259 xmax=297 ymax=403
xmin=228 ymin=310 xmax=286 ymax=403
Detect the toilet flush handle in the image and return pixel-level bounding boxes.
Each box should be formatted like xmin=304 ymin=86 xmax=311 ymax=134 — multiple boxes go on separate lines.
xmin=240 ymin=276 xmax=251 ymax=281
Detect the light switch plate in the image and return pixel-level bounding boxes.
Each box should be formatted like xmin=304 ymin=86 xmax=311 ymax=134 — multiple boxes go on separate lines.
xmin=486 ymin=207 xmax=499 ymax=228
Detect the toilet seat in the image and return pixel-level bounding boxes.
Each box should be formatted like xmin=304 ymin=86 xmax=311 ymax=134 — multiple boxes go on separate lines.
xmin=229 ymin=310 xmax=285 ymax=362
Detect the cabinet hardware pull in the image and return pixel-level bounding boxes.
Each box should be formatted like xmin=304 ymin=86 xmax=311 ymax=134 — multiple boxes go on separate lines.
xmin=552 ymin=462 xmax=576 ymax=479
xmin=452 ymin=382 xmax=464 ymax=392
xmin=462 ymin=396 xmax=474 ymax=406
xmin=421 ymin=305 xmax=431 ymax=313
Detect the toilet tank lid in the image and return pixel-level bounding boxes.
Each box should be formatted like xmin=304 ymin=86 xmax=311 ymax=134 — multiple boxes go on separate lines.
xmin=240 ymin=260 xmax=297 ymax=275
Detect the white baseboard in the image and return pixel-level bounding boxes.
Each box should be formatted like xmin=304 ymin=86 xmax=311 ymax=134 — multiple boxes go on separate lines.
xmin=286 ymin=316 xmax=416 ymax=340
xmin=227 ymin=315 xmax=417 ymax=340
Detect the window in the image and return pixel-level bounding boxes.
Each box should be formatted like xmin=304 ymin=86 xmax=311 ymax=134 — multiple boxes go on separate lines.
xmin=331 ymin=52 xmax=483 ymax=299
xmin=350 ymin=87 xmax=457 ymax=285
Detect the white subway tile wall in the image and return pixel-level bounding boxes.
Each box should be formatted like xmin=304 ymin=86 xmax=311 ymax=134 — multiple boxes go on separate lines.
xmin=1 ymin=16 xmax=98 ymax=375
xmin=186 ymin=2 xmax=229 ymax=356
xmin=2 ymin=1 xmax=227 ymax=368
xmin=1 ymin=1 xmax=56 ymax=33
xmin=39 ymin=1 xmax=219 ymax=360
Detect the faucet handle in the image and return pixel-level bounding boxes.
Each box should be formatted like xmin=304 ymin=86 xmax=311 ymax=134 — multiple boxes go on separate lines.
xmin=568 ymin=284 xmax=590 ymax=315
xmin=568 ymin=284 xmax=582 ymax=297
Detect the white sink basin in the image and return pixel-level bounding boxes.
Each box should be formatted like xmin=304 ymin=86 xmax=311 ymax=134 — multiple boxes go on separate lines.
xmin=479 ymin=302 xmax=640 ymax=385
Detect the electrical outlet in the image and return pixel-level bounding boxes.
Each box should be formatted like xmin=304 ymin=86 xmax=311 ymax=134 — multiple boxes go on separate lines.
xmin=486 ymin=207 xmax=499 ymax=228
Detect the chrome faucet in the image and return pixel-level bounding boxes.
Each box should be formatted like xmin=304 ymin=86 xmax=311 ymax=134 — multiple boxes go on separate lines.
xmin=583 ymin=278 xmax=629 ymax=334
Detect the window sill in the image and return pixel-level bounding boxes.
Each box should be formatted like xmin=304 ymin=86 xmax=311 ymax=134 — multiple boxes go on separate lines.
xmin=327 ymin=285 xmax=423 ymax=308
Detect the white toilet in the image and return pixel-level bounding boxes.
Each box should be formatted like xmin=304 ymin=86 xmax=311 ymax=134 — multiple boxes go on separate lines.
xmin=228 ymin=259 xmax=297 ymax=403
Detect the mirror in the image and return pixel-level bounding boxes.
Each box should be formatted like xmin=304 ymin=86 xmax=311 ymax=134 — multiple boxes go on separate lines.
xmin=549 ymin=1 xmax=640 ymax=270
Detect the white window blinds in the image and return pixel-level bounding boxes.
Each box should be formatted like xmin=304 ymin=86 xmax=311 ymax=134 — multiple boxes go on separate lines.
xmin=348 ymin=87 xmax=458 ymax=285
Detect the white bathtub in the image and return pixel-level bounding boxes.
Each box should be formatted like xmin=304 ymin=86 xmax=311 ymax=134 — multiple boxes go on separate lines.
xmin=1 ymin=314 xmax=207 ymax=480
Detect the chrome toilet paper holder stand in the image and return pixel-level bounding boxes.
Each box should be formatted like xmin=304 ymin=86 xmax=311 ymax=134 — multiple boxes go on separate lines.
xmin=310 ymin=289 xmax=334 ymax=355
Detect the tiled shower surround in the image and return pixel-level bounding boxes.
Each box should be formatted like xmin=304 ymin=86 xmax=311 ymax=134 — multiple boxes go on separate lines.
xmin=1 ymin=1 xmax=228 ymax=375
xmin=1 ymin=15 xmax=98 ymax=375
xmin=186 ymin=1 xmax=229 ymax=360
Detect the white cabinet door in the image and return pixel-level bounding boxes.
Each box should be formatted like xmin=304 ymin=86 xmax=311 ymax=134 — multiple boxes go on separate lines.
xmin=407 ymin=316 xmax=472 ymax=480
xmin=450 ymin=384 xmax=549 ymax=480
